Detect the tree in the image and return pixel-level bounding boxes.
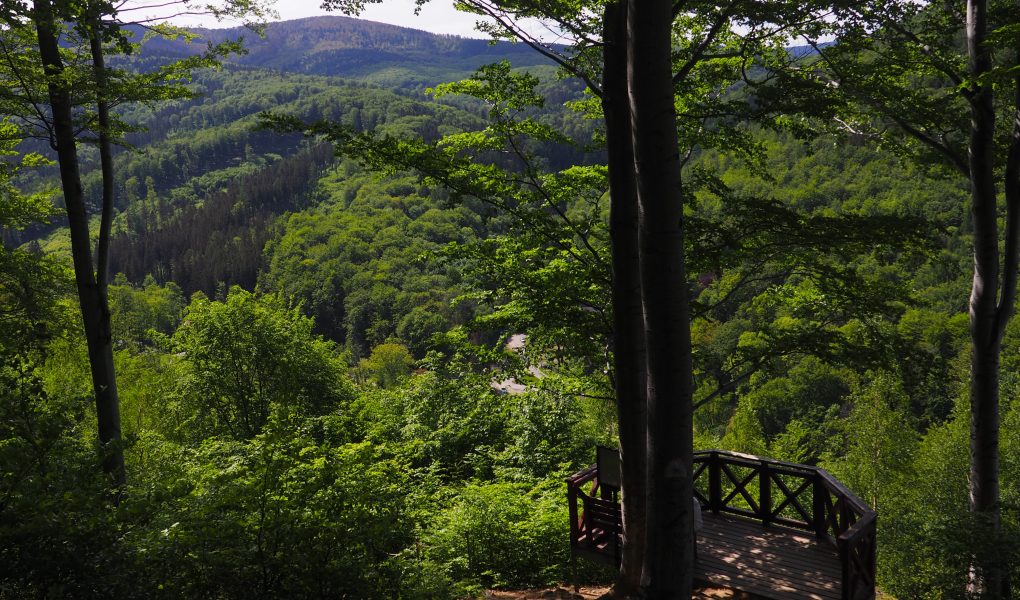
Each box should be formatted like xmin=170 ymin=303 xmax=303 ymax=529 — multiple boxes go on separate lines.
xmin=806 ymin=2 xmax=1020 ymax=594
xmin=361 ymin=342 xmax=415 ymax=388
xmin=25 ymin=0 xmax=130 ymax=484
xmin=2 ymin=0 xmax=263 ymax=486
xmin=276 ymin=0 xmax=907 ymax=594
xmin=416 ymin=3 xmax=865 ymax=595
xmin=0 ymin=122 xmax=60 ymax=356
xmin=0 ymin=118 xmax=63 ymax=389
xmin=170 ymin=287 xmax=356 ymax=441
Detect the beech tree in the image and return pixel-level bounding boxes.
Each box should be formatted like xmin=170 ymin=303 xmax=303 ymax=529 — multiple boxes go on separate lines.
xmin=805 ymin=2 xmax=1020 ymax=595
xmin=416 ymin=3 xmax=840 ymax=597
xmin=294 ymin=0 xmax=879 ymax=596
xmin=2 ymin=0 xmax=261 ymax=486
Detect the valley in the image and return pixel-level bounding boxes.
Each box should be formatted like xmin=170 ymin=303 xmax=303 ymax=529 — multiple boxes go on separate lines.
xmin=1 ymin=6 xmax=1016 ymax=599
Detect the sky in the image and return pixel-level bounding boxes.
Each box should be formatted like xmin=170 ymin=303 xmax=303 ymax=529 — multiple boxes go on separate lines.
xmin=163 ymin=0 xmax=495 ymax=38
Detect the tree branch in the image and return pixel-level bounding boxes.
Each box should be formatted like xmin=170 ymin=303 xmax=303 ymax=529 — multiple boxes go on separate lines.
xmin=459 ymin=0 xmax=604 ymax=98
xmin=996 ymin=51 xmax=1020 ymax=341
xmin=672 ymin=5 xmax=733 ymax=85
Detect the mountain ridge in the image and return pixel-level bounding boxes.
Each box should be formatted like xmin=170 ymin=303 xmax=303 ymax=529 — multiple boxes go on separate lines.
xmin=141 ymin=15 xmax=555 ymax=86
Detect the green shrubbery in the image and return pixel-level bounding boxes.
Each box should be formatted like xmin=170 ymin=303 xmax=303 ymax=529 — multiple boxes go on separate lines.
xmin=0 ymin=283 xmax=600 ymax=598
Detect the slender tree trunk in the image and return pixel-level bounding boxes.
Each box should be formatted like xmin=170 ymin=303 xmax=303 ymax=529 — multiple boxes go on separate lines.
xmin=88 ymin=15 xmax=115 ymax=304
xmin=628 ymin=0 xmax=694 ymax=596
xmin=34 ymin=0 xmax=125 ymax=487
xmin=965 ymin=0 xmax=1010 ymax=596
xmin=602 ymin=1 xmax=647 ymax=595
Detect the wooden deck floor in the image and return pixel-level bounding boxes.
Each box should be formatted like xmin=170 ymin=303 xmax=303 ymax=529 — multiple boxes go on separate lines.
xmin=695 ymin=513 xmax=841 ymax=600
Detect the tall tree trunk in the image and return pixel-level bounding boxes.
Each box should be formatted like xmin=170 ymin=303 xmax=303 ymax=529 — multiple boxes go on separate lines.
xmin=88 ymin=14 xmax=115 ymax=306
xmin=966 ymin=0 xmax=1010 ymax=596
xmin=628 ymin=0 xmax=694 ymax=596
xmin=602 ymin=1 xmax=647 ymax=595
xmin=33 ymin=0 xmax=125 ymax=487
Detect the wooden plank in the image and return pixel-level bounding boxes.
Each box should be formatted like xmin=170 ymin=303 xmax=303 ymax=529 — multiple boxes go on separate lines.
xmin=698 ymin=517 xmax=839 ymax=597
xmin=696 ymin=560 xmax=839 ymax=600
xmin=699 ymin=522 xmax=840 ymax=577
xmin=697 ymin=547 xmax=838 ymax=586
xmin=697 ymin=513 xmax=842 ymax=600
xmin=697 ymin=551 xmax=839 ymax=597
xmin=701 ymin=517 xmax=839 ymax=561
xmin=700 ymin=534 xmax=840 ymax=576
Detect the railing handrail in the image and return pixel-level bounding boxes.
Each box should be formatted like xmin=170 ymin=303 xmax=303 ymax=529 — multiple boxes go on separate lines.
xmin=693 ymin=450 xmax=873 ymax=524
xmin=816 ymin=467 xmax=872 ymax=515
xmin=839 ymin=510 xmax=877 ymax=545
xmin=693 ymin=449 xmax=877 ymax=600
xmin=695 ymin=449 xmax=816 ymax=473
xmin=568 ymin=449 xmax=877 ymax=600
xmin=565 ymin=464 xmax=598 ymax=486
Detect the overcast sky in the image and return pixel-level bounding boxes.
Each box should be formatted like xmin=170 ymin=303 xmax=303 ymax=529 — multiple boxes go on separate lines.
xmin=162 ymin=0 xmax=493 ymax=38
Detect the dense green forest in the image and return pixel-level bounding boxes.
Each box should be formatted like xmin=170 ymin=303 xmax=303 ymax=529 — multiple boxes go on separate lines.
xmin=2 ymin=3 xmax=1020 ymax=599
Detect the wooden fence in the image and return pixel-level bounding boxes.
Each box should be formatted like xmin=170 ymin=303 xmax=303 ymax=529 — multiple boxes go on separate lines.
xmin=567 ymin=449 xmax=877 ymax=600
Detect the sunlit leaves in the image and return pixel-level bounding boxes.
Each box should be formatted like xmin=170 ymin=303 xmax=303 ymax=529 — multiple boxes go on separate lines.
xmin=169 ymin=287 xmax=356 ymax=441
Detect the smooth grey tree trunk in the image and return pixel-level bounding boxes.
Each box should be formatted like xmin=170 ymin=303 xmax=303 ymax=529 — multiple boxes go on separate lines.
xmin=628 ymin=0 xmax=695 ymax=596
xmin=34 ymin=0 xmax=125 ymax=487
xmin=602 ymin=1 xmax=648 ymax=595
xmin=966 ymin=0 xmax=1005 ymax=596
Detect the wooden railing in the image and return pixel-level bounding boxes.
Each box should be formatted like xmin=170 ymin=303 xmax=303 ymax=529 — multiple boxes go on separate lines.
xmin=566 ymin=464 xmax=621 ymax=566
xmin=693 ymin=450 xmax=877 ymax=600
xmin=567 ymin=450 xmax=877 ymax=600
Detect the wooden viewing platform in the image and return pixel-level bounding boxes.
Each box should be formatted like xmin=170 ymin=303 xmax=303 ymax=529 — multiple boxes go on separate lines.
xmin=566 ymin=450 xmax=876 ymax=600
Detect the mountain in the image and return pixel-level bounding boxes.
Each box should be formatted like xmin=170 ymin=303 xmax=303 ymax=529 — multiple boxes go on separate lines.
xmin=53 ymin=17 xmax=587 ymax=300
xmin=142 ymin=16 xmax=556 ymax=88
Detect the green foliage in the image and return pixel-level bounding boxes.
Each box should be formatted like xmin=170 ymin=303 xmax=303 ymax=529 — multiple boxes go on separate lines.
xmin=260 ymin=166 xmax=484 ymax=358
xmin=0 ymin=124 xmax=65 ymax=352
xmin=115 ymin=348 xmax=176 ymax=436
xmin=820 ymin=373 xmax=917 ymax=512
xmin=7 ymin=7 xmax=1019 ymax=598
xmin=272 ymin=60 xmax=614 ymax=404
xmin=0 ymin=278 xmax=121 ymax=598
xmin=876 ymin=403 xmax=971 ymax=597
xmin=130 ymin=430 xmax=412 ymax=599
xmin=361 ymin=342 xmax=415 ymax=388
xmin=168 ymin=287 xmax=356 ymax=441
xmin=724 ymin=357 xmax=850 ymax=448
xmin=495 ymin=390 xmax=587 ymax=478
xmin=360 ymin=369 xmax=508 ymax=481
xmin=108 ymin=274 xmax=186 ymax=346
xmin=423 ymin=481 xmax=570 ymax=589
xmin=0 ymin=396 xmax=127 ymax=598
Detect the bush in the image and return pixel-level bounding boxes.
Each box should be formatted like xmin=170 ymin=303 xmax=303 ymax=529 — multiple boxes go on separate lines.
xmin=423 ymin=481 xmax=570 ymax=589
xmin=168 ymin=287 xmax=356 ymax=441
xmin=124 ymin=422 xmax=414 ymax=599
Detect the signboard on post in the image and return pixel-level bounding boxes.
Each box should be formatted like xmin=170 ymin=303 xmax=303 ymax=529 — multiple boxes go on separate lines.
xmin=596 ymin=445 xmax=621 ymax=490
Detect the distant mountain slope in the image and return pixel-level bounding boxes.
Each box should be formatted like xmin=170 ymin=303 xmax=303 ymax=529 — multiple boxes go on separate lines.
xmin=22 ymin=16 xmax=584 ymax=296
xmin=145 ymin=16 xmax=554 ymax=88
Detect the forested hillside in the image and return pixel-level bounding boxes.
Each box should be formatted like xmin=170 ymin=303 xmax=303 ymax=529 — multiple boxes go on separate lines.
xmin=2 ymin=3 xmax=1020 ymax=600
xmin=149 ymin=16 xmax=558 ymax=89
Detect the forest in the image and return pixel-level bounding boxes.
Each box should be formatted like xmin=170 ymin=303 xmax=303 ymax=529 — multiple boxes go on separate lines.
xmin=1 ymin=0 xmax=1019 ymax=598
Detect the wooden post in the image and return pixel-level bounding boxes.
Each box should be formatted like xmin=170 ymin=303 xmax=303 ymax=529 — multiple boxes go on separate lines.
xmin=759 ymin=460 xmax=772 ymax=526
xmin=867 ymin=517 xmax=877 ymax=588
xmin=709 ymin=451 xmax=721 ymax=514
xmin=567 ymin=477 xmax=580 ymax=550
xmin=838 ymin=534 xmax=851 ymax=600
xmin=813 ymin=475 xmax=828 ymax=539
